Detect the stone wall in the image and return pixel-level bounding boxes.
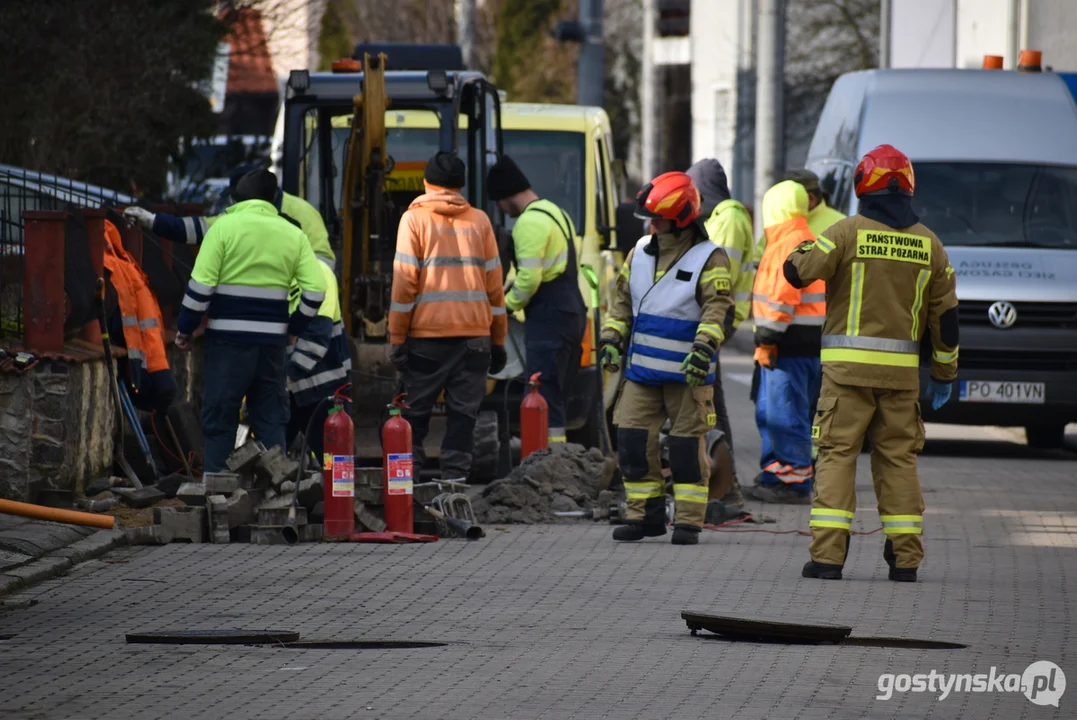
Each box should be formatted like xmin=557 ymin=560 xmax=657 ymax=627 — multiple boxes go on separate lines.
xmin=0 ymin=343 xmax=203 ymax=503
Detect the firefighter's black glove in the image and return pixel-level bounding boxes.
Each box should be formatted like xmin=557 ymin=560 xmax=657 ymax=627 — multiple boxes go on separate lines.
xmin=681 ymin=343 xmax=714 ymax=386
xmin=390 ymin=343 xmax=409 ymax=373
xmin=489 ymin=344 xmax=507 ymax=374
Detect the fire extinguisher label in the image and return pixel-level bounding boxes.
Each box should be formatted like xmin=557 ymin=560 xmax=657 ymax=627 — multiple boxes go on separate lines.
xmin=386 ymin=453 xmax=414 ymax=495
xmin=331 ymin=455 xmax=355 ymax=497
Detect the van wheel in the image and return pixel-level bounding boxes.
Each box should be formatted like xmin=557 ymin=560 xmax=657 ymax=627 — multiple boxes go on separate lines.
xmin=1025 ymin=424 xmax=1065 ymax=450
xmin=470 ymin=410 xmax=501 ymax=481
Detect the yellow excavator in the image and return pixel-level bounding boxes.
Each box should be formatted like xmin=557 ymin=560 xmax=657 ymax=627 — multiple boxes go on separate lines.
xmin=276 ymin=43 xmax=610 ymax=476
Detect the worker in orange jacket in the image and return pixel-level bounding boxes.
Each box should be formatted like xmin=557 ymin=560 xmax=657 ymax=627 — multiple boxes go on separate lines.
xmin=389 ymin=153 xmax=508 ymax=482
xmin=749 ymin=180 xmax=826 ymax=504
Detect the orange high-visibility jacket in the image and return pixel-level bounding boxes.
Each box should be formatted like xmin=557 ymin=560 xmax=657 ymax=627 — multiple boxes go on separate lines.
xmin=102 ymin=221 xmax=170 ymax=378
xmin=752 ymin=181 xmax=826 ymax=355
xmin=389 ymin=186 xmax=507 ymax=346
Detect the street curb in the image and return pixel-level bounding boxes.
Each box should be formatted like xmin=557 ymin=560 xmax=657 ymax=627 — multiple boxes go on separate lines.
xmin=0 ymin=529 xmax=127 ymax=598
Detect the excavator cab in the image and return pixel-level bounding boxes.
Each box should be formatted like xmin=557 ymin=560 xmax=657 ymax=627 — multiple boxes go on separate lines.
xmin=277 ymin=46 xmax=503 ymax=420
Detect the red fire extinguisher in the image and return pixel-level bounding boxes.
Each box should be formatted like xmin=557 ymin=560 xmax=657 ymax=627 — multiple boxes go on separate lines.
xmin=520 ymin=372 xmax=548 ymax=460
xmin=382 ymin=393 xmax=414 ymax=533
xmin=323 ymin=391 xmax=355 ymax=541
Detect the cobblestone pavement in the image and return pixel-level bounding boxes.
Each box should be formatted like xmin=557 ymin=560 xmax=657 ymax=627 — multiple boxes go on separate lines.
xmin=0 ymin=352 xmax=1075 ymax=719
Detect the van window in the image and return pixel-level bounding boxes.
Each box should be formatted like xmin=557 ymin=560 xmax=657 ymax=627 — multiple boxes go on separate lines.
xmin=503 ymin=130 xmax=585 ymax=232
xmin=594 ymin=135 xmax=609 ymax=237
xmin=913 ymin=163 xmax=1077 ymax=249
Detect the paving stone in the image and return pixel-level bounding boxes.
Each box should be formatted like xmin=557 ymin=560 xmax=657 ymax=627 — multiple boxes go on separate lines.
xmin=225 ymin=489 xmax=255 ymax=529
xmin=176 ymin=482 xmax=207 ymax=507
xmin=113 ymin=486 xmax=166 ymax=509
xmin=152 ymin=506 xmax=205 ymax=543
xmin=153 ymin=473 xmax=188 ymax=499
xmin=204 ymin=473 xmax=240 ymax=495
xmin=254 ymin=447 xmax=299 ymax=489
xmin=125 ymin=526 xmax=172 ymax=546
xmin=226 ymin=439 xmax=266 ymax=473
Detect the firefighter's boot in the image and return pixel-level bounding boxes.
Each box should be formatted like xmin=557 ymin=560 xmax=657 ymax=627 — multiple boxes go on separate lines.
xmin=671 ymin=526 xmax=700 ymax=545
xmin=612 ymin=523 xmax=667 ymax=542
xmin=801 ymin=560 xmax=843 ymax=580
xmin=884 ymin=539 xmax=918 ymax=582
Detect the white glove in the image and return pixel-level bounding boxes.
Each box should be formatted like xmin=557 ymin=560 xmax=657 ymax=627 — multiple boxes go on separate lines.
xmin=123 ymin=206 xmax=155 ymax=230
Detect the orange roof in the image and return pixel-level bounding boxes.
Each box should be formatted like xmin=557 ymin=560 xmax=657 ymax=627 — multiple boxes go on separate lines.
xmin=222 ymin=8 xmax=278 ymax=95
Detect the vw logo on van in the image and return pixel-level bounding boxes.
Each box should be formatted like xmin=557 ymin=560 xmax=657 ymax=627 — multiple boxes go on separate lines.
xmin=988 ymin=301 xmax=1018 ymax=329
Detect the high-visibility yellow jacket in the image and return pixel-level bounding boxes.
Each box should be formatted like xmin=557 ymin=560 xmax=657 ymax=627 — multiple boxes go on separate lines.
xmin=505 ymin=199 xmax=575 ymax=312
xmin=785 ymin=213 xmax=959 ymax=390
xmin=753 ymin=181 xmax=826 ymax=356
xmin=753 ymin=197 xmax=846 ymax=264
xmin=703 ymin=199 xmax=754 ymax=331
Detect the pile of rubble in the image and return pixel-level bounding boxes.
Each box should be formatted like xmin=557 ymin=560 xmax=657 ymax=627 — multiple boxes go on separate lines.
xmin=118 ymin=439 xmax=353 ymax=545
xmin=470 ymin=443 xmax=618 ymax=524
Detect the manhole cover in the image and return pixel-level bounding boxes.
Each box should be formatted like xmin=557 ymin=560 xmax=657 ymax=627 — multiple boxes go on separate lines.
xmin=683 ymin=611 xmax=966 ymax=649
xmin=682 ymin=611 xmax=852 ymax=644
xmin=126 ymin=630 xmax=299 ymax=645
xmin=275 ymin=641 xmax=447 ymax=650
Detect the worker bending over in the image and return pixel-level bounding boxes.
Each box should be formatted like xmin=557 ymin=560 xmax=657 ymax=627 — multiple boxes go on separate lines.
xmin=600 ymin=172 xmax=735 ymax=546
xmin=176 ymin=170 xmax=326 ymax=472
xmin=389 ymin=153 xmax=508 ymax=483
xmin=786 ymin=144 xmax=958 ymax=582
xmin=487 ymin=156 xmax=586 ymax=445
xmin=749 ymin=181 xmax=826 ymax=504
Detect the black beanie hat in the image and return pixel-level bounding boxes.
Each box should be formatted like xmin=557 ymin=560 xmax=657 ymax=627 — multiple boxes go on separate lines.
xmin=424 ymin=152 xmax=466 ymax=189
xmin=233 ymin=169 xmax=279 ymax=204
xmin=487 ymin=155 xmax=531 ymax=201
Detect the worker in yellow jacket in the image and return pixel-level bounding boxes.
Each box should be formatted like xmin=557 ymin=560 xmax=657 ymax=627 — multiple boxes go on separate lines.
xmin=785 ymin=144 xmax=959 ymax=582
xmin=753 ymin=168 xmax=846 ymax=266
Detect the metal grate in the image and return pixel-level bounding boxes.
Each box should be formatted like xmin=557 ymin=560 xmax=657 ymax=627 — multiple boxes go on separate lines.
xmin=959 ymin=300 xmax=1077 ymax=329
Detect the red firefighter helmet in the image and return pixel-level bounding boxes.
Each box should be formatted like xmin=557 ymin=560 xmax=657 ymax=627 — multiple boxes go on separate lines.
xmin=634 ymin=171 xmax=701 ymax=228
xmin=854 ymin=144 xmax=915 ymax=197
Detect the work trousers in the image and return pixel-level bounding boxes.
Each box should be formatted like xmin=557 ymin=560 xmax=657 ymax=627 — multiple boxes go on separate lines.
xmin=613 ymin=380 xmax=716 ymax=529
xmin=402 ymin=336 xmax=491 ymax=480
xmin=201 ymin=337 xmax=288 ymax=473
xmin=810 ymin=373 xmax=926 ymax=568
xmin=525 ymin=306 xmax=584 ymax=443
xmin=755 ymin=355 xmax=820 ymax=492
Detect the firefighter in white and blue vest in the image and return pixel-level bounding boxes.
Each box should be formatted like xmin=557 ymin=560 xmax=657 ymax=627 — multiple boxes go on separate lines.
xmin=175 ymin=170 xmax=326 ymax=473
xmin=599 ymin=172 xmax=735 ymax=545
xmin=285 ymin=259 xmax=352 ymax=461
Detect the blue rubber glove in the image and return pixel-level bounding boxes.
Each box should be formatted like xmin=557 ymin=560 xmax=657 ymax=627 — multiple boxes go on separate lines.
xmin=927 ymin=379 xmax=952 ymax=411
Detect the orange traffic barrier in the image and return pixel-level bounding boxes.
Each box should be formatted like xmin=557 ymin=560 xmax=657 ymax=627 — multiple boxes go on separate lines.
xmin=0 ymin=498 xmax=115 ymax=529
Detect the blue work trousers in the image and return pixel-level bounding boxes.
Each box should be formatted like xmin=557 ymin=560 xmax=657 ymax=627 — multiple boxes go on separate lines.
xmin=201 ymin=337 xmax=289 ymax=472
xmin=755 ymin=355 xmax=821 ymax=491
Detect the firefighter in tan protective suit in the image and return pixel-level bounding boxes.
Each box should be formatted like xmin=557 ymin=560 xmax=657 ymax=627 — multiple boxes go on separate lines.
xmin=784 ymin=145 xmax=959 ymax=582
xmin=600 ymin=172 xmax=735 ymax=546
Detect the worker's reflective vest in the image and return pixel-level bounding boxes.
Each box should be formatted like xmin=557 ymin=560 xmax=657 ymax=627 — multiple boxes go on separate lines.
xmin=103 ymin=220 xmax=174 ymax=408
xmin=625 ymin=236 xmax=717 ymax=385
xmin=753 ymin=181 xmax=826 ymax=354
xmin=287 ymin=262 xmax=352 ymax=407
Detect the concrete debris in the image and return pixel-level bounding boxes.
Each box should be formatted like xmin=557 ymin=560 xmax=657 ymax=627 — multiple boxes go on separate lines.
xmin=230 ymin=525 xmax=253 ymax=543
xmin=471 ymin=443 xmax=617 ymax=524
xmin=300 ymin=523 xmax=323 ymax=542
xmin=226 ymin=439 xmax=266 ymax=473
xmin=355 ymin=499 xmax=387 ymax=533
xmin=254 ymin=446 xmax=300 ymax=489
xmin=113 ymin=486 xmax=166 ymax=509
xmin=153 ymin=506 xmax=206 ymax=543
xmin=251 ymin=526 xmax=291 ymax=545
xmin=297 ymin=475 xmax=323 ymax=510
xmin=204 ymin=473 xmax=240 ymax=495
xmin=225 ymin=489 xmax=255 ymax=529
xmin=356 ymin=468 xmax=383 ymax=505
xmin=207 ymin=495 xmax=230 ymax=544
xmin=176 ymin=482 xmax=207 ymax=507
xmin=125 ymin=525 xmax=173 ymax=546
xmin=280 ymin=480 xmax=296 ymax=494
xmin=258 ymin=504 xmax=307 ymax=528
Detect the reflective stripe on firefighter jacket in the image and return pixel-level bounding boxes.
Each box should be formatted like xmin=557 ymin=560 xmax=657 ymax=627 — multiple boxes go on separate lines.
xmin=704 ymin=198 xmax=755 ymax=330
xmin=625 ymin=236 xmax=724 ymax=385
xmin=102 ymin=220 xmax=172 ymax=402
xmin=151 ymin=192 xmax=336 ymax=268
xmin=389 ymin=187 xmax=507 ymax=345
xmin=752 ymin=181 xmax=825 ymax=355
xmin=287 ymin=262 xmax=351 ymax=407
xmin=786 ymin=213 xmax=959 ymax=390
xmin=177 ymin=200 xmax=327 ymax=345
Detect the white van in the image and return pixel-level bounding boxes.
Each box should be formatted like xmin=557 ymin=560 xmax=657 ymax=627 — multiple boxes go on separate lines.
xmin=807 ymin=68 xmax=1077 ymax=448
